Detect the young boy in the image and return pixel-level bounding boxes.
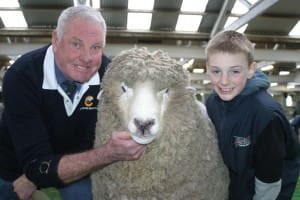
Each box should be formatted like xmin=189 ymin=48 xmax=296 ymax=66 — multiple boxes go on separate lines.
xmin=205 ymin=30 xmax=299 ymax=200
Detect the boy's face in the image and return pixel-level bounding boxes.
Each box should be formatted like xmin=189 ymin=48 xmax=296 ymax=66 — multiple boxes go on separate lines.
xmin=206 ymin=52 xmax=256 ymax=101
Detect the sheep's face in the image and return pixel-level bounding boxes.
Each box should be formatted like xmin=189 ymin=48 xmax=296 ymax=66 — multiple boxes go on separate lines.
xmin=119 ymin=81 xmax=169 ymax=144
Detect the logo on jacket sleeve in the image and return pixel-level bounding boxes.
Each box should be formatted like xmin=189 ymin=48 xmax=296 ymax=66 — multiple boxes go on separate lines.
xmin=234 ymin=136 xmax=251 ymax=147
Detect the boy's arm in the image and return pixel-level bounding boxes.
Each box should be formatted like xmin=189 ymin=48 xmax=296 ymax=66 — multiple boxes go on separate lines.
xmin=253 ymin=117 xmax=285 ymax=199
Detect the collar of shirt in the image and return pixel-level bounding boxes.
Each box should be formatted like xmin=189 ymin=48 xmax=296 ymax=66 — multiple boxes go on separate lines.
xmin=54 ymin=61 xmax=82 ymax=93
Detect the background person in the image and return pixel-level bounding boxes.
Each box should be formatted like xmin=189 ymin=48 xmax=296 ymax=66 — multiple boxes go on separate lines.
xmin=0 ymin=6 xmax=145 ymax=200
xmin=205 ymin=30 xmax=299 ymax=200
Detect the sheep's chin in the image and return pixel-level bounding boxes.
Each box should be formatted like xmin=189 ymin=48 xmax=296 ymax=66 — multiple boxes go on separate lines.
xmin=131 ymin=134 xmax=156 ymax=144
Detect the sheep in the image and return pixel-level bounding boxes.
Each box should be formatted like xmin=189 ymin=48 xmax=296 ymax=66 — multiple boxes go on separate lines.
xmin=91 ymin=47 xmax=229 ymax=200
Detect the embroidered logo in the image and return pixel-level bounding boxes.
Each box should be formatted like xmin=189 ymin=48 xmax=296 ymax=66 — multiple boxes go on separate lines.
xmin=233 ymin=136 xmax=251 ymax=148
xmin=84 ymin=96 xmax=94 ymax=107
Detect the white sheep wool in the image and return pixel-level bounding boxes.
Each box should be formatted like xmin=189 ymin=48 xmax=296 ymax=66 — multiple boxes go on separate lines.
xmin=92 ymin=47 xmax=229 ymax=200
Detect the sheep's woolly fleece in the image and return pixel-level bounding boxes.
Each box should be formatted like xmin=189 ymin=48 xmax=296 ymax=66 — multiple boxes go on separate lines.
xmin=92 ymin=47 xmax=229 ymax=199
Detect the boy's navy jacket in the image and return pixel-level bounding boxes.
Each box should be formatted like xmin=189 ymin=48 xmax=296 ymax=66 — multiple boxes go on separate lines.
xmin=206 ymin=70 xmax=300 ymax=199
xmin=0 ymin=45 xmax=110 ymax=187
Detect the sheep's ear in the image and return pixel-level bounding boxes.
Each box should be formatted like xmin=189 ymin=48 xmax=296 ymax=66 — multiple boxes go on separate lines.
xmin=157 ymin=88 xmax=169 ymax=97
xmin=97 ymin=90 xmax=103 ymax=100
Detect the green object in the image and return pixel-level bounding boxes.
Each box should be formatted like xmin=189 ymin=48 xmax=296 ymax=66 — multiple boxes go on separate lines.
xmin=32 ymin=187 xmax=62 ymax=200
xmin=292 ymin=175 xmax=300 ymax=200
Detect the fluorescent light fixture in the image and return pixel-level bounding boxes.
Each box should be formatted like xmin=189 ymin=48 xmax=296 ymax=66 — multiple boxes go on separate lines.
xmin=203 ymin=80 xmax=211 ymax=84
xmin=224 ymin=17 xmax=238 ymax=28
xmin=270 ymin=82 xmax=278 ymax=87
xmin=290 ymin=21 xmax=300 ymax=36
xmin=279 ymin=71 xmax=290 ymax=76
xmin=175 ymin=14 xmax=202 ymax=32
xmin=248 ymin=0 xmax=260 ymax=5
xmin=286 ymin=95 xmax=293 ymax=107
xmin=0 ymin=0 xmax=19 ymax=7
xmin=91 ymin=0 xmax=100 ymax=8
xmin=237 ymin=24 xmax=248 ymax=33
xmin=181 ymin=0 xmax=208 ymax=12
xmin=231 ymin=0 xmax=249 ymax=15
xmin=193 ymin=68 xmax=205 ymax=73
xmin=0 ymin=11 xmax=27 ymax=28
xmin=260 ymin=65 xmax=274 ymax=71
xmin=287 ymin=83 xmax=295 ymax=89
xmin=127 ymin=12 xmax=152 ymax=30
xmin=128 ymin=0 xmax=154 ymax=10
xmin=73 ymin=0 xmax=89 ymax=6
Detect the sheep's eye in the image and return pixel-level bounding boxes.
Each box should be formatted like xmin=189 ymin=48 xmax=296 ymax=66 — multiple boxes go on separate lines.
xmin=121 ymin=82 xmax=128 ymax=93
xmin=121 ymin=85 xmax=126 ymax=92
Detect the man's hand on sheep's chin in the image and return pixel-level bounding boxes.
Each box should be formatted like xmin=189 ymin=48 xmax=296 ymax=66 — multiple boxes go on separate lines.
xmin=13 ymin=174 xmax=37 ymax=200
xmin=104 ymin=131 xmax=146 ymax=162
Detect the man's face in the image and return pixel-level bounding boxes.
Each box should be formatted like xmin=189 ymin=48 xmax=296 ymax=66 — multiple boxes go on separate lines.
xmin=206 ymin=52 xmax=256 ymax=101
xmin=52 ymin=18 xmax=105 ymax=83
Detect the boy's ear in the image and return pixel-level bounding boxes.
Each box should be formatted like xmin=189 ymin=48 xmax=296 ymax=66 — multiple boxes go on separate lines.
xmin=248 ymin=62 xmax=257 ymax=79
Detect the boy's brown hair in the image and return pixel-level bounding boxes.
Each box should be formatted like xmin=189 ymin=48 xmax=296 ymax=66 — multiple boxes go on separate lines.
xmin=205 ymin=30 xmax=255 ymax=65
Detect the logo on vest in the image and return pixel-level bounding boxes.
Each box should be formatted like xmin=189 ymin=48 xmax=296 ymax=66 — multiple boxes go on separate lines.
xmin=84 ymin=96 xmax=94 ymax=107
xmin=233 ymin=136 xmax=251 ymax=147
xmin=80 ymin=95 xmax=97 ymax=111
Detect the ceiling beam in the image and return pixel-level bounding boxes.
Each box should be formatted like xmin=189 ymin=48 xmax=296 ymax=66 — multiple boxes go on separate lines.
xmin=1 ymin=43 xmax=300 ymax=63
xmin=210 ymin=0 xmax=235 ymax=37
xmin=225 ymin=0 xmax=279 ymax=30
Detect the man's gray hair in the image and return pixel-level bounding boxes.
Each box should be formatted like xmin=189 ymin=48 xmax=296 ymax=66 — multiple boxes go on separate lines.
xmin=56 ymin=5 xmax=107 ymax=46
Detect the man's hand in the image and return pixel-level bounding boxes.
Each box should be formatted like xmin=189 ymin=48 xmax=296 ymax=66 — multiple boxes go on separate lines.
xmin=101 ymin=131 xmax=146 ymax=163
xmin=13 ymin=174 xmax=37 ymax=200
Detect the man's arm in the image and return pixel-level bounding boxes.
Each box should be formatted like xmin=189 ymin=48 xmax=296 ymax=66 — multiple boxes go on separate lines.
xmin=57 ymin=131 xmax=145 ymax=183
xmin=13 ymin=131 xmax=145 ymax=199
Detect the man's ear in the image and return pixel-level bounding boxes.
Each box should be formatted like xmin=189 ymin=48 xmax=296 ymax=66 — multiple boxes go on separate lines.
xmin=248 ymin=61 xmax=257 ymax=79
xmin=51 ymin=31 xmax=58 ymax=51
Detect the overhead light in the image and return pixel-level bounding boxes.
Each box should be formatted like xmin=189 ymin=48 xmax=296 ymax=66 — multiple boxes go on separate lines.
xmin=270 ymin=82 xmax=278 ymax=87
xmin=127 ymin=13 xmax=152 ymax=30
xmin=224 ymin=17 xmax=237 ymax=28
xmin=91 ymin=0 xmax=100 ymax=8
xmin=237 ymin=24 xmax=248 ymax=33
xmin=203 ymin=80 xmax=211 ymax=85
xmin=128 ymin=0 xmax=154 ymax=10
xmin=279 ymin=71 xmax=290 ymax=76
xmin=296 ymin=64 xmax=300 ymax=69
xmin=287 ymin=83 xmax=295 ymax=89
xmin=248 ymin=0 xmax=260 ymax=5
xmin=180 ymin=0 xmax=208 ymax=12
xmin=286 ymin=95 xmax=293 ymax=107
xmin=0 ymin=0 xmax=19 ymax=7
xmin=224 ymin=16 xmax=248 ymax=33
xmin=0 ymin=11 xmax=27 ymax=28
xmin=175 ymin=14 xmax=202 ymax=32
xmin=289 ymin=20 xmax=300 ymax=36
xmin=260 ymin=65 xmax=274 ymax=71
xmin=231 ymin=0 xmax=249 ymax=15
xmin=73 ymin=0 xmax=89 ymax=6
xmin=193 ymin=68 xmax=205 ymax=73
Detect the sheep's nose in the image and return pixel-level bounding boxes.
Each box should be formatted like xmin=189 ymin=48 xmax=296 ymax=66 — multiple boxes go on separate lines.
xmin=134 ymin=118 xmax=155 ymax=135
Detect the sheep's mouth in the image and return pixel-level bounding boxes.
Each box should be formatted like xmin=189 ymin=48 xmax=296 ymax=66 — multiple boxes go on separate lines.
xmin=130 ymin=133 xmax=156 ymax=144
